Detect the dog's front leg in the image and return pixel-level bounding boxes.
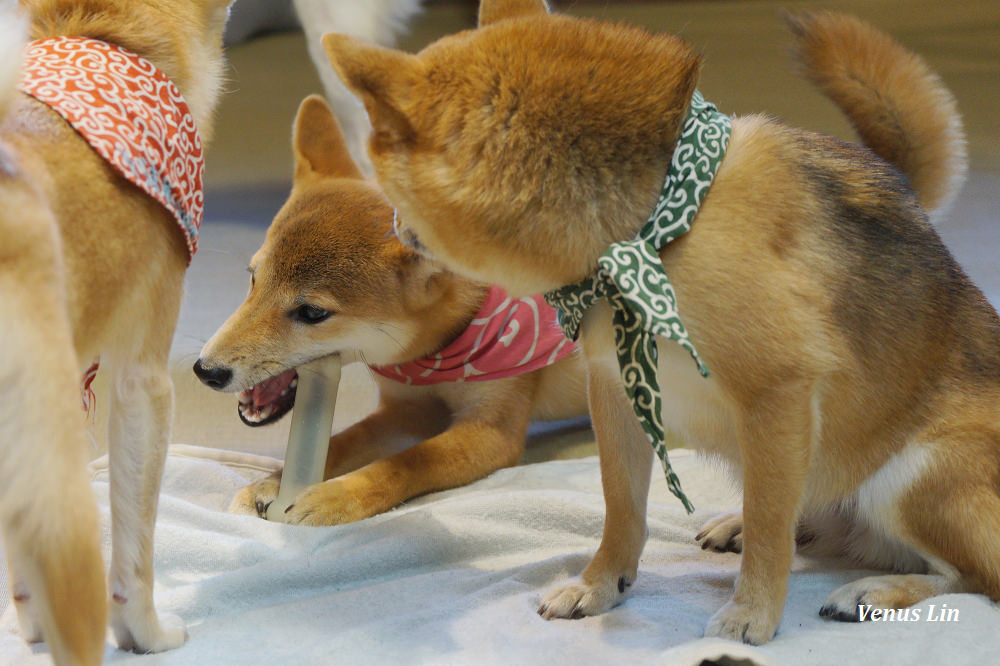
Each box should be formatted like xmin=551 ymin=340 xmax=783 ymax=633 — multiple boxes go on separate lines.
xmin=282 ymin=385 xmax=530 ymax=526
xmin=106 ymin=360 xmax=186 ymax=653
xmin=230 ymin=396 xmax=451 ymax=517
xmin=704 ymin=382 xmax=813 ymax=644
xmin=539 ymin=304 xmax=653 ymax=619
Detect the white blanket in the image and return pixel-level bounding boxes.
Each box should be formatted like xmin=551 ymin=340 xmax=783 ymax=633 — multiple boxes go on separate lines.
xmin=2 ymin=446 xmax=997 ymax=665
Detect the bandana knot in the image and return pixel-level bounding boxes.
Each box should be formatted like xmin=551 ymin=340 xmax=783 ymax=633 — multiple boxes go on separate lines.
xmin=545 ymin=91 xmax=731 ymax=512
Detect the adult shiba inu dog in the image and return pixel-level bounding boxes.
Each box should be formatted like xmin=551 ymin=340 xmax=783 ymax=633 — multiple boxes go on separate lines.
xmin=0 ymin=1 xmax=231 ymax=662
xmin=193 ymin=94 xmax=587 ymax=526
xmin=321 ymin=0 xmax=999 ymax=646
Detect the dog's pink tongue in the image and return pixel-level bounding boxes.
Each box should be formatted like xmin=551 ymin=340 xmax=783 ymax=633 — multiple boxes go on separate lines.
xmin=251 ymin=369 xmax=296 ymax=407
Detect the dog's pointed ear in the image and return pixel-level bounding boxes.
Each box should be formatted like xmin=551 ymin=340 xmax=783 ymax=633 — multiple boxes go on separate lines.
xmin=293 ymin=95 xmax=363 ymax=180
xmin=322 ymin=33 xmax=422 ymax=146
xmin=478 ymin=0 xmax=550 ymax=27
xmin=397 ymin=249 xmax=450 ymax=311
xmin=201 ymin=0 xmax=234 ymax=29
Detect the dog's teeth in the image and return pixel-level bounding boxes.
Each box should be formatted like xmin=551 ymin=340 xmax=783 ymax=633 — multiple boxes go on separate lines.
xmin=289 ymin=378 xmax=298 ymax=389
xmin=280 ymin=389 xmax=289 ymax=397
xmin=238 ymin=393 xmax=252 ymax=405
xmin=241 ymin=405 xmax=261 ymax=422
xmin=259 ymin=405 xmax=274 ymax=421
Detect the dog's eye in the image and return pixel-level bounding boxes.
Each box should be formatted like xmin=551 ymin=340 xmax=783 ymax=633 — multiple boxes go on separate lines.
xmin=291 ymin=304 xmax=332 ymax=324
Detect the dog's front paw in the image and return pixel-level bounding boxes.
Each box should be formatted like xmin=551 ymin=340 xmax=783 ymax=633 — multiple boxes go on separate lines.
xmin=229 ymin=471 xmax=281 ymax=517
xmin=696 ymin=511 xmax=744 ymax=553
xmin=538 ymin=574 xmax=632 ymax=620
xmin=112 ymin=605 xmax=187 ymax=654
xmin=282 ymin=478 xmax=375 ymax=526
xmin=705 ymin=600 xmax=779 ymax=645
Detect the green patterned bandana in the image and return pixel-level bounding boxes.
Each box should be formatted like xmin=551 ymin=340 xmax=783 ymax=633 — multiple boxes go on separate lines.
xmin=544 ymin=91 xmax=731 ymax=513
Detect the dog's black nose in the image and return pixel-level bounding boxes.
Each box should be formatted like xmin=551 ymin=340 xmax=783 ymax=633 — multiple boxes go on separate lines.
xmin=193 ymin=359 xmax=232 ymax=390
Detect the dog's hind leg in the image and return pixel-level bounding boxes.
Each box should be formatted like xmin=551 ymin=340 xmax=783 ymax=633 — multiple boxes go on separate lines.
xmin=538 ymin=308 xmax=654 ymax=619
xmin=104 ymin=284 xmax=187 ymax=653
xmin=822 ymin=430 xmax=1000 ymax=620
xmin=0 ymin=233 xmax=106 ymax=665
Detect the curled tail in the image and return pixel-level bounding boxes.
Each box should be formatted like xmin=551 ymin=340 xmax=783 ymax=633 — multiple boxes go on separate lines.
xmin=0 ymin=6 xmax=27 ymax=119
xmin=787 ymin=11 xmax=967 ymax=220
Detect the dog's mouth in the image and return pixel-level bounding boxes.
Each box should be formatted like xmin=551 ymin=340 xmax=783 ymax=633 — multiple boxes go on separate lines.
xmin=237 ymin=368 xmax=298 ymax=427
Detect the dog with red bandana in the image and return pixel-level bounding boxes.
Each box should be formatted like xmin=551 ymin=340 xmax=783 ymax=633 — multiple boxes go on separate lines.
xmin=0 ymin=1 xmax=232 ymax=663
xmin=194 ymin=95 xmax=588 ymax=526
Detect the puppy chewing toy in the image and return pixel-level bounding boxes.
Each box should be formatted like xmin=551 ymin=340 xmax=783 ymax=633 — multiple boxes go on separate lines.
xmin=265 ymin=354 xmax=342 ymax=521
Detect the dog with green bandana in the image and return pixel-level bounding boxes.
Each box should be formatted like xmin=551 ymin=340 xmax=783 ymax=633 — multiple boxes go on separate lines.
xmin=322 ymin=0 xmax=999 ymax=647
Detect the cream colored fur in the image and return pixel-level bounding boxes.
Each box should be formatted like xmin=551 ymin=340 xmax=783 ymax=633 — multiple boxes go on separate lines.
xmin=0 ymin=1 xmax=231 ymax=662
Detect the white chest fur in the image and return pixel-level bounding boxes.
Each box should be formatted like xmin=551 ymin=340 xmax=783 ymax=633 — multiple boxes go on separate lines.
xmin=580 ymin=301 xmax=739 ymax=463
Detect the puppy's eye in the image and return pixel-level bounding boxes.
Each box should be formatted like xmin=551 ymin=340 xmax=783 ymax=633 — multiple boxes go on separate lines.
xmin=290 ymin=304 xmax=332 ymax=324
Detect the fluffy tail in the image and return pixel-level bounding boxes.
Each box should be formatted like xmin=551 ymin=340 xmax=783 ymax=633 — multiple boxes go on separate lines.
xmin=787 ymin=11 xmax=967 ymax=220
xmin=0 ymin=4 xmax=27 ymax=119
xmin=0 ymin=241 xmax=108 ymax=665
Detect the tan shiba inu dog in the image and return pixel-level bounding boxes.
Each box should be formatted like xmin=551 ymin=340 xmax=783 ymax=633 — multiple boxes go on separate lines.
xmin=193 ymin=94 xmax=587 ymax=526
xmin=321 ymin=0 xmax=1000 ymax=645
xmin=0 ymin=1 xmax=230 ymax=662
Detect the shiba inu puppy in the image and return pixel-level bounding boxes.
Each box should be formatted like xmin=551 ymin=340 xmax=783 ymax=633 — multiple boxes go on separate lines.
xmin=0 ymin=1 xmax=231 ymax=662
xmin=321 ymin=0 xmax=999 ymax=645
xmin=193 ymin=94 xmax=587 ymax=526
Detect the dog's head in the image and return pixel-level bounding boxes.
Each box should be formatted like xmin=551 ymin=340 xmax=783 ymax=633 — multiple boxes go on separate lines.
xmin=322 ymin=0 xmax=702 ymax=296
xmin=194 ymin=95 xmax=469 ymax=426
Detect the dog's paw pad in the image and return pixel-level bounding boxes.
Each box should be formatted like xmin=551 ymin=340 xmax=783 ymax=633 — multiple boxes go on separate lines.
xmin=229 ymin=475 xmax=280 ymax=517
xmin=695 ymin=511 xmax=744 ymax=553
xmin=538 ymin=577 xmax=627 ymax=620
xmin=282 ymin=480 xmax=373 ymax=526
xmin=820 ymin=577 xmax=904 ymax=623
xmin=705 ymin=600 xmax=778 ymax=645
xmin=113 ymin=607 xmax=187 ymax=653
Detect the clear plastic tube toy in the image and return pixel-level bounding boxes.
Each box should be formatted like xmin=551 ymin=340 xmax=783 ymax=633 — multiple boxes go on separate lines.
xmin=266 ymin=354 xmax=341 ymax=521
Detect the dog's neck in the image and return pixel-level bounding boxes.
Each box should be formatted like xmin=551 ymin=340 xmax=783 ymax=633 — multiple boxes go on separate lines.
xmin=401 ymin=272 xmax=489 ymax=363
xmin=26 ymin=1 xmax=226 ymax=144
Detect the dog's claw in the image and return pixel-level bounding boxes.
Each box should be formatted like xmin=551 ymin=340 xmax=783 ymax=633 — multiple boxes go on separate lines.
xmin=255 ymin=500 xmax=273 ymax=518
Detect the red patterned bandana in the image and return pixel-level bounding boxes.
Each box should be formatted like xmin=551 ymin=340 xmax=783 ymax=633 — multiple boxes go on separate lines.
xmin=372 ymin=286 xmax=579 ymax=385
xmin=17 ymin=36 xmax=204 ymax=262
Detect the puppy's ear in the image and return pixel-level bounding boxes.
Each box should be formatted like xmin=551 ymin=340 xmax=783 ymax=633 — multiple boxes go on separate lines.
xmin=200 ymin=0 xmax=234 ymax=29
xmin=322 ymin=33 xmax=422 ymax=147
xmin=398 ymin=250 xmax=450 ymax=311
xmin=293 ymin=94 xmax=363 ymax=180
xmin=478 ymin=0 xmax=550 ymax=27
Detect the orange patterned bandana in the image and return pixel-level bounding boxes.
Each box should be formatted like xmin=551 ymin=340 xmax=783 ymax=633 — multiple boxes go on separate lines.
xmin=18 ymin=37 xmax=205 ymax=417
xmin=18 ymin=36 xmax=204 ymax=262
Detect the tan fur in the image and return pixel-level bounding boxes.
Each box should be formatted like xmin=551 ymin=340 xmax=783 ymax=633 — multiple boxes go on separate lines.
xmin=322 ymin=1 xmax=1000 ymax=645
xmin=0 ymin=1 xmax=230 ymax=662
xmin=196 ymin=95 xmax=588 ymax=526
